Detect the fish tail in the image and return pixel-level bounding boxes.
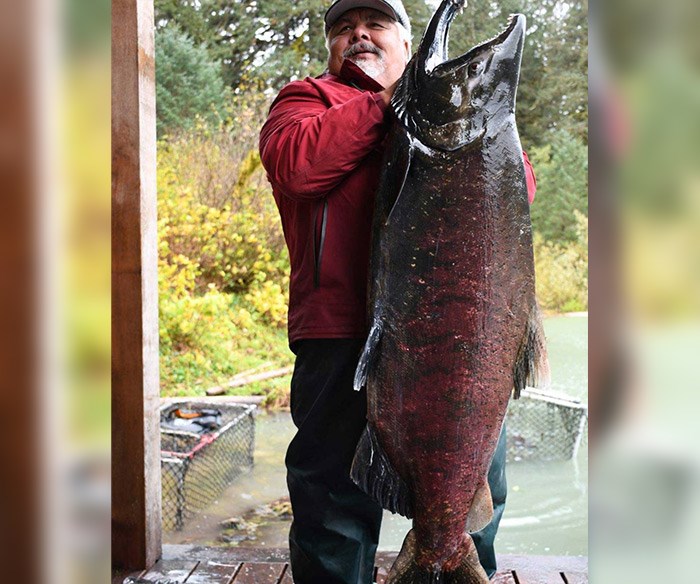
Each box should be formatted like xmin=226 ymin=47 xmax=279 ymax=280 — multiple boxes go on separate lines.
xmin=353 ymin=318 xmax=383 ymax=391
xmin=513 ymin=302 xmax=551 ymax=398
xmin=351 ymin=425 xmax=414 ymax=517
xmin=387 ymin=530 xmax=490 ymax=584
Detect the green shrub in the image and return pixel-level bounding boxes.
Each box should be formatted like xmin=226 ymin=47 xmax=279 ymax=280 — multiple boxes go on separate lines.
xmin=159 ymin=287 xmax=293 ymax=396
xmin=157 ymin=118 xmax=289 ymax=306
xmin=157 ymin=102 xmax=294 ymax=399
xmin=245 ymin=277 xmax=290 ymax=328
xmin=534 ymin=211 xmax=588 ymax=312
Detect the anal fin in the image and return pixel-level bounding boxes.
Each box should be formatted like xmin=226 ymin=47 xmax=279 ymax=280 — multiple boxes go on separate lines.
xmin=465 ymin=481 xmax=493 ymax=533
xmin=351 ymin=425 xmax=413 ymax=518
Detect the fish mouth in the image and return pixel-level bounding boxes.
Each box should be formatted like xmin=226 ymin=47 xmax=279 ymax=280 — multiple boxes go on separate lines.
xmin=440 ymin=15 xmax=523 ymax=74
xmin=418 ymin=7 xmax=524 ymax=77
xmin=392 ymin=2 xmax=525 ymax=151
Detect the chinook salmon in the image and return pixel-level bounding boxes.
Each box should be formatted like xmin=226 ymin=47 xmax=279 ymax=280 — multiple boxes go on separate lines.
xmin=351 ymin=1 xmax=550 ymax=582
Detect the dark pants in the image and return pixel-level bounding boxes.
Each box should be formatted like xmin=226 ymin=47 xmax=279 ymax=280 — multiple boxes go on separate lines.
xmin=287 ymin=339 xmax=383 ymax=584
xmin=472 ymin=422 xmax=508 ymax=579
xmin=286 ymin=338 xmax=507 ymax=583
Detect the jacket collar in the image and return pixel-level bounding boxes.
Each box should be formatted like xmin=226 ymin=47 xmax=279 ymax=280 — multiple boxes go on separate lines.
xmin=331 ymin=59 xmax=385 ymax=92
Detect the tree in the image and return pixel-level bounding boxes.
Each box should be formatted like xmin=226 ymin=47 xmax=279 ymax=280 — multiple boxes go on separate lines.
xmin=159 ymin=0 xmax=329 ymax=91
xmin=155 ymin=0 xmax=211 ymax=46
xmin=532 ymin=0 xmax=588 ymax=144
xmin=154 ymin=0 xmax=434 ymax=91
xmin=528 ymin=129 xmax=589 ymax=244
xmin=155 ymin=26 xmax=231 ymax=136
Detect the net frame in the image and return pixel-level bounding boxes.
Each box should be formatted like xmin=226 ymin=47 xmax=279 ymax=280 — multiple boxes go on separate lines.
xmin=506 ymin=388 xmax=588 ymax=462
xmin=160 ymin=401 xmax=256 ymax=531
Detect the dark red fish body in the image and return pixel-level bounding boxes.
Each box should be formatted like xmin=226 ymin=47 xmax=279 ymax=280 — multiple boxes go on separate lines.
xmin=351 ymin=2 xmax=549 ymax=582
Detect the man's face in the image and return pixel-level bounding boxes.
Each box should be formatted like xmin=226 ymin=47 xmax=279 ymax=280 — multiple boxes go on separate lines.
xmin=327 ymin=8 xmax=410 ymax=88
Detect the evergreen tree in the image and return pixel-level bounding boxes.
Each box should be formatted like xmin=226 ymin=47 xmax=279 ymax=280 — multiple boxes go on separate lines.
xmin=155 ymin=26 xmax=231 ymax=136
xmin=153 ymin=0 xmax=587 ymax=142
xmin=178 ymin=0 xmax=329 ymax=90
xmin=155 ymin=0 xmax=211 ymax=46
xmin=531 ymin=0 xmax=588 ymax=144
xmin=528 ymin=129 xmax=589 ymax=243
xmin=154 ymin=0 xmax=434 ymax=91
xmin=153 ymin=0 xmax=590 ymax=242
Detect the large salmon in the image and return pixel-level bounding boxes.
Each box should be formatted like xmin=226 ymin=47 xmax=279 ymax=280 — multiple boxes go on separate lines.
xmin=351 ymin=1 xmax=550 ymax=582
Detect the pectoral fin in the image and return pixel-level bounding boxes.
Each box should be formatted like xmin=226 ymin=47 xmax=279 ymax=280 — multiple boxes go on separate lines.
xmin=375 ymin=129 xmax=413 ymax=225
xmin=513 ymin=303 xmax=551 ymax=398
xmin=353 ymin=318 xmax=383 ymax=391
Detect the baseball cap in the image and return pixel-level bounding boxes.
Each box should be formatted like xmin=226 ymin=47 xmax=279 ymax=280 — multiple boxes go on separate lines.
xmin=324 ymin=0 xmax=411 ymax=36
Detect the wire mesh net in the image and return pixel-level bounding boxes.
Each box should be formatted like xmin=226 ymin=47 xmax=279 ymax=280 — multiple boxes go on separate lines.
xmin=160 ymin=401 xmax=256 ymax=531
xmin=505 ymin=388 xmax=588 ymax=462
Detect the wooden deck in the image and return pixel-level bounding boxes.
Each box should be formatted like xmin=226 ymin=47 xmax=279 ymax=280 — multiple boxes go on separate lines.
xmin=113 ymin=545 xmax=588 ymax=584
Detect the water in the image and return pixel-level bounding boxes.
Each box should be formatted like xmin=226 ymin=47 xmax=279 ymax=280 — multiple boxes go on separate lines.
xmin=165 ymin=314 xmax=588 ymax=556
xmin=164 ymin=412 xmax=295 ymax=547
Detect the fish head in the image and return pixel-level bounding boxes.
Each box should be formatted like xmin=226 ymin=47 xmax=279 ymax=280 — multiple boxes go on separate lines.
xmin=393 ymin=1 xmax=525 ymax=151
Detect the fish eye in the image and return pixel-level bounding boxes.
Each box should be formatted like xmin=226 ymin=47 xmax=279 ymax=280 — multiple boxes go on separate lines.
xmin=468 ymin=61 xmax=483 ymax=77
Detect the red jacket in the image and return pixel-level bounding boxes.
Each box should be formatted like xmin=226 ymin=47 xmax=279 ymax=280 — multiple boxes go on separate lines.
xmin=260 ymin=61 xmax=537 ymax=344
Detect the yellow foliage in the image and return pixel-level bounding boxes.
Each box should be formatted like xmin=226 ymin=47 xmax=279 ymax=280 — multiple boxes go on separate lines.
xmin=157 ymin=106 xmax=292 ymax=395
xmin=157 ymin=121 xmax=290 ymax=308
xmin=534 ymin=211 xmax=588 ymax=313
xmin=245 ymin=279 xmax=290 ymax=327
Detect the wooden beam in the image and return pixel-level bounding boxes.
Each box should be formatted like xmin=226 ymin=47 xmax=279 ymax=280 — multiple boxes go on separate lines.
xmin=111 ymin=0 xmax=161 ymax=570
xmin=0 ymin=2 xmax=39 ymax=581
xmin=205 ymin=365 xmax=294 ymax=396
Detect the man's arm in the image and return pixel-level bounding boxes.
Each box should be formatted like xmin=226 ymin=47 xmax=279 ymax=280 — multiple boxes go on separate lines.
xmin=259 ymin=80 xmax=390 ymax=201
xmin=260 ymin=78 xmax=537 ymax=204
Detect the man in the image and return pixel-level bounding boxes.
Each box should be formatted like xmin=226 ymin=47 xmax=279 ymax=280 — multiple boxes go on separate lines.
xmin=259 ymin=1 xmax=536 ymax=582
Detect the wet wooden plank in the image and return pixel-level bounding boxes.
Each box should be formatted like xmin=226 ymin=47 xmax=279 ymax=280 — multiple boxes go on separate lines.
xmin=562 ymin=573 xmax=588 ymax=584
xmin=113 ymin=568 xmax=146 ymax=584
xmin=500 ymin=555 xmax=587 ymax=584
xmin=185 ymin=561 xmax=241 ymax=583
xmin=278 ymin=564 xmax=294 ymax=584
xmin=492 ymin=571 xmax=517 ymax=584
xmin=232 ymin=562 xmax=286 ymax=583
xmin=500 ymin=555 xmax=587 ymax=574
xmin=140 ymin=559 xmax=197 ymax=582
xmin=164 ymin=545 xmax=290 ymax=564
xmin=511 ymin=568 xmax=565 ymax=584
xmin=157 ymin=547 xmax=587 ymax=583
xmin=375 ymin=552 xmax=397 ymax=565
xmin=374 ymin=552 xmax=394 ymax=583
xmin=374 ymin=565 xmax=389 ymax=584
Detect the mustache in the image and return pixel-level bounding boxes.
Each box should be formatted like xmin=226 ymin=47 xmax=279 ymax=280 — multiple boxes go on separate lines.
xmin=343 ymin=42 xmax=382 ymax=59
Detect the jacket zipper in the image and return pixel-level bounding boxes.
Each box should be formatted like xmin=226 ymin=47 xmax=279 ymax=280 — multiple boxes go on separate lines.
xmin=313 ymin=199 xmax=328 ymax=288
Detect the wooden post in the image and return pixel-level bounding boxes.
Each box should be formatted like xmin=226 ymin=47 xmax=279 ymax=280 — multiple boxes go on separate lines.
xmin=0 ymin=3 xmax=39 ymax=581
xmin=112 ymin=0 xmax=161 ymax=570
